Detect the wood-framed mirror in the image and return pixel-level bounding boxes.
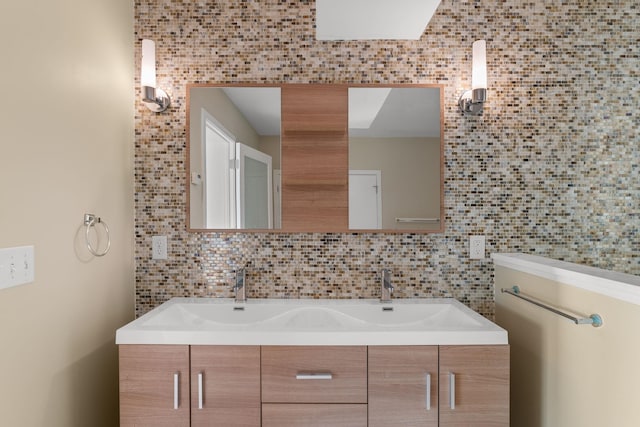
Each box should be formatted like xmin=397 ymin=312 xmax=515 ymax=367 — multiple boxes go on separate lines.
xmin=186 ymin=83 xmax=443 ymax=233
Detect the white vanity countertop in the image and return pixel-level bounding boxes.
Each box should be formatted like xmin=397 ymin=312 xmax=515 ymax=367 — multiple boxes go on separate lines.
xmin=492 ymin=253 xmax=640 ymax=306
xmin=116 ymin=298 xmax=508 ymax=346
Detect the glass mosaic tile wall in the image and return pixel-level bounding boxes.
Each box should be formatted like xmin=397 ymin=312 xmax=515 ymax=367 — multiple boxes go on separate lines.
xmin=134 ymin=0 xmax=639 ymax=317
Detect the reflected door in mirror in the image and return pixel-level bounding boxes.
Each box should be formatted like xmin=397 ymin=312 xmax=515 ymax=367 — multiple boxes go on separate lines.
xmin=349 ymin=170 xmax=382 ymax=229
xmin=237 ymin=143 xmax=273 ymax=229
xmin=204 ymin=117 xmax=236 ymax=228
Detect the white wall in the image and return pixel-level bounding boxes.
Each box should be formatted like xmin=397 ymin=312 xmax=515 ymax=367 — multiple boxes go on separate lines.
xmin=495 ymin=266 xmax=640 ymax=427
xmin=0 ymin=0 xmax=134 ymax=425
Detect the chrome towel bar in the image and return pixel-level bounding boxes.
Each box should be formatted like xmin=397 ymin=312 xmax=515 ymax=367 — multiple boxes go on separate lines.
xmin=501 ymin=286 xmax=603 ymax=328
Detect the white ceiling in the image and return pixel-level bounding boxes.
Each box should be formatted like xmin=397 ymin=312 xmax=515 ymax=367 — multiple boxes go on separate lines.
xmin=349 ymin=88 xmax=392 ymax=129
xmin=316 ymin=0 xmax=441 ymax=40
xmin=221 ymin=87 xmax=281 ymax=136
xmin=349 ymin=87 xmax=441 ymax=138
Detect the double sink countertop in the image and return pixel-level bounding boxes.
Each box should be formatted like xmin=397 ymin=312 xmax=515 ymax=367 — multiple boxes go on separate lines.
xmin=116 ymin=298 xmax=508 ymax=346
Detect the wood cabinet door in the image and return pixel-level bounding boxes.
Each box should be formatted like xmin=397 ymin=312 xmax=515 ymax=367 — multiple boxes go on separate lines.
xmin=368 ymin=345 xmax=438 ymax=427
xmin=281 ymin=84 xmax=349 ymax=231
xmin=439 ymin=345 xmax=510 ymax=427
xmin=119 ymin=345 xmax=190 ymax=427
xmin=190 ymin=345 xmax=261 ymax=427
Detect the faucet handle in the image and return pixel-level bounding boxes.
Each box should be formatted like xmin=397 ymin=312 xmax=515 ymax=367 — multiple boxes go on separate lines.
xmin=233 ymin=267 xmax=248 ymax=303
xmin=230 ymin=267 xmax=246 ymax=289
xmin=380 ymin=268 xmax=394 ymax=303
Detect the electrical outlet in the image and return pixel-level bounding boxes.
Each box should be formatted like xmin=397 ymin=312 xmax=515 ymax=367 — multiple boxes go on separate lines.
xmin=470 ymin=235 xmax=486 ymax=259
xmin=0 ymin=246 xmax=35 ymax=290
xmin=152 ymin=236 xmax=168 ymax=260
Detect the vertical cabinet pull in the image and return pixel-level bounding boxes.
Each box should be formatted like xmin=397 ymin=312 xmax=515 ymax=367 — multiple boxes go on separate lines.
xmin=198 ymin=372 xmax=204 ymax=409
xmin=449 ymin=372 xmax=456 ymax=410
xmin=173 ymin=372 xmax=179 ymax=410
xmin=425 ymin=373 xmax=431 ymax=411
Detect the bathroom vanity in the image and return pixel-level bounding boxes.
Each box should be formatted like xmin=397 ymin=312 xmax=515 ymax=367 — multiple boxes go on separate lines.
xmin=117 ymin=299 xmax=509 ymax=426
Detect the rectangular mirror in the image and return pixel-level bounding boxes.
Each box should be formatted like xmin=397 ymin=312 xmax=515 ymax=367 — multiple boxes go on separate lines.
xmin=348 ymin=85 xmax=443 ymax=232
xmin=188 ymin=85 xmax=282 ymax=230
xmin=187 ymin=84 xmax=443 ymax=233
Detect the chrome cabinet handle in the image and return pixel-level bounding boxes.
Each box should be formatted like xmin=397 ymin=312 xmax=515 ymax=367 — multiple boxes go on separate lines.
xmin=198 ymin=372 xmax=203 ymax=409
xmin=173 ymin=373 xmax=179 ymax=410
xmin=295 ymin=372 xmax=333 ymax=380
xmin=449 ymin=372 xmax=456 ymax=410
xmin=425 ymin=373 xmax=431 ymax=411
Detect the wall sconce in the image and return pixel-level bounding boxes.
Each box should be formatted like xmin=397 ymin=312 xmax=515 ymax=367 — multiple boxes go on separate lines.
xmin=141 ymin=39 xmax=171 ymax=112
xmin=458 ymin=40 xmax=487 ymax=115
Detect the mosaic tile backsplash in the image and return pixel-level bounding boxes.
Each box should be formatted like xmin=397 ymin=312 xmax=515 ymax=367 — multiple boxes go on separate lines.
xmin=134 ymin=0 xmax=639 ymax=318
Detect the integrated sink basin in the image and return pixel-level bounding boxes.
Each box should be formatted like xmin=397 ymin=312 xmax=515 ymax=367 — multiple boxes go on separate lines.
xmin=116 ymin=298 xmax=507 ymax=346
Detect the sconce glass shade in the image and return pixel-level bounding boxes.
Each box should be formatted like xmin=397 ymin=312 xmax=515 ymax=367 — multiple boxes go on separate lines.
xmin=140 ymin=39 xmax=170 ymax=112
xmin=471 ymin=39 xmax=487 ymax=90
xmin=141 ymin=39 xmax=156 ymax=89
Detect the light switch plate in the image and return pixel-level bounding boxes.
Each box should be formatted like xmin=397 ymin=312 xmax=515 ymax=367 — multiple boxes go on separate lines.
xmin=0 ymin=246 xmax=35 ymax=290
xmin=470 ymin=235 xmax=486 ymax=259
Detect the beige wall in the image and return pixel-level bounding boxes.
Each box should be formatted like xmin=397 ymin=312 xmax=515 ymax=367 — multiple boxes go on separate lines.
xmin=495 ymin=267 xmax=640 ymax=427
xmin=259 ymin=135 xmax=281 ymax=170
xmin=0 ymin=0 xmax=134 ymax=426
xmin=350 ymin=137 xmax=440 ymax=229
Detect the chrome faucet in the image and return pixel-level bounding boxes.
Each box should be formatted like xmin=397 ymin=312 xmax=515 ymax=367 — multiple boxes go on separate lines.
xmin=233 ymin=267 xmax=247 ymax=303
xmin=380 ymin=268 xmax=393 ymax=303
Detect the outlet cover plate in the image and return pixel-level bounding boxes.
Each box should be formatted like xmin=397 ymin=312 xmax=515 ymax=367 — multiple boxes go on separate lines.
xmin=152 ymin=236 xmax=168 ymax=260
xmin=470 ymin=235 xmax=486 ymax=259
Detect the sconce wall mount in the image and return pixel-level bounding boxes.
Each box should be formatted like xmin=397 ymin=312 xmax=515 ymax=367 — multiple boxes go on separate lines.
xmin=458 ymin=40 xmax=487 ymax=116
xmin=142 ymin=86 xmax=170 ymax=113
xmin=458 ymin=88 xmax=487 ymax=115
xmin=141 ymin=39 xmax=171 ymax=113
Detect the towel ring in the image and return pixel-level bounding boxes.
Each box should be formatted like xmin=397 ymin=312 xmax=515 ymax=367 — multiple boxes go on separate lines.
xmin=84 ymin=213 xmax=111 ymax=257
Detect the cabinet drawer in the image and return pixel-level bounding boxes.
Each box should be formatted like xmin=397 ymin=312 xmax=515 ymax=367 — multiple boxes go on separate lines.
xmin=262 ymin=404 xmax=367 ymax=427
xmin=261 ymin=346 xmax=367 ymax=403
